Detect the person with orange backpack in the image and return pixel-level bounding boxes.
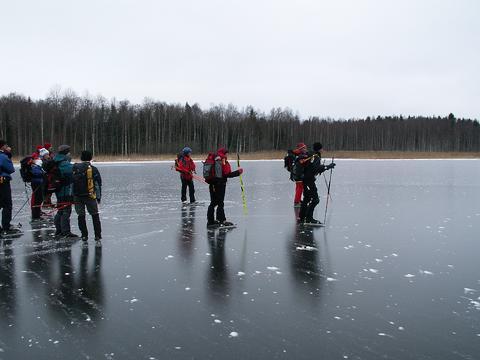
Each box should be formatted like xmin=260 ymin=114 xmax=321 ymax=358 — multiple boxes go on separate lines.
xmin=204 ymin=147 xmax=243 ymax=229
xmin=175 ymin=147 xmax=196 ymax=204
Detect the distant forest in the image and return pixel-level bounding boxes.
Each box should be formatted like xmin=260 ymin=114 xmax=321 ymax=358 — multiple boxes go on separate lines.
xmin=1 ymin=91 xmax=479 ymax=156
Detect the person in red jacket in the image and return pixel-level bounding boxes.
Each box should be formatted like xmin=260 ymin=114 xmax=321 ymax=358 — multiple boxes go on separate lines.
xmin=206 ymin=147 xmax=243 ymax=228
xmin=175 ymin=147 xmax=196 ymax=204
xmin=292 ymin=142 xmax=307 ymax=207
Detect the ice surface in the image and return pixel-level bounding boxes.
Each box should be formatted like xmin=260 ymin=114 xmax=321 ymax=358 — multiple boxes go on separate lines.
xmin=1 ymin=160 xmax=479 ymax=359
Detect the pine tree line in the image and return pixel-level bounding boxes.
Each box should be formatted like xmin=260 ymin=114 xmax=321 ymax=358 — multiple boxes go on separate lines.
xmin=1 ymin=92 xmax=479 ymax=156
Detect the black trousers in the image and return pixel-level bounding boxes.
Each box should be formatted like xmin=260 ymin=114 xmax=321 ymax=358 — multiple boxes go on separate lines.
xmin=31 ymin=182 xmax=44 ymax=219
xmin=0 ymin=180 xmax=12 ymax=230
xmin=181 ymin=178 xmax=195 ymax=202
xmin=299 ymin=180 xmax=320 ymax=221
xmin=74 ymin=196 xmax=101 ymax=238
xmin=207 ymin=183 xmax=226 ymax=223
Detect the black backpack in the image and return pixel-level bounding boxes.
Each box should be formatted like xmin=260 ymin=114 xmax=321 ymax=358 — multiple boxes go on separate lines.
xmin=284 ymin=152 xmax=295 ymax=173
xmin=72 ymin=163 xmax=91 ymax=197
xmin=291 ymin=155 xmax=306 ymax=181
xmin=19 ymin=156 xmax=33 ymax=183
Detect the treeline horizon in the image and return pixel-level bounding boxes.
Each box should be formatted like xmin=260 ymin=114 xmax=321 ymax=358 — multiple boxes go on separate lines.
xmin=1 ymin=91 xmax=479 ymax=157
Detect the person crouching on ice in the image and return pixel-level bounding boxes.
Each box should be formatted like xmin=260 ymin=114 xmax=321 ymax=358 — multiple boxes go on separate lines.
xmin=206 ymin=147 xmax=243 ymax=229
xmin=298 ymin=142 xmax=335 ymax=226
xmin=175 ymin=147 xmax=196 ymax=204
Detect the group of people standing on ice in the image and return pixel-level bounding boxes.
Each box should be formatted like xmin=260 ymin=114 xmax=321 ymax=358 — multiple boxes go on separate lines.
xmin=174 ymin=141 xmax=335 ymax=229
xmin=0 ymin=139 xmax=103 ymax=242
xmin=175 ymin=146 xmax=243 ymax=229
xmin=1 ymin=139 xmax=334 ymax=240
xmin=284 ymin=142 xmax=336 ymax=225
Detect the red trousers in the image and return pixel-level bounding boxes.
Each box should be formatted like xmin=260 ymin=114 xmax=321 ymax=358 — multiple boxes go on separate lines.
xmin=294 ymin=181 xmax=303 ymax=203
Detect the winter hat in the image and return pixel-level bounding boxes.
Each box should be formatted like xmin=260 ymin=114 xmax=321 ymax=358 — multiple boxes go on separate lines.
xmin=33 ymin=159 xmax=43 ymax=167
xmin=81 ymin=150 xmax=93 ymax=161
xmin=313 ymin=142 xmax=323 ymax=152
xmin=58 ymin=144 xmax=71 ymax=155
xmin=182 ymin=147 xmax=192 ymax=155
xmin=217 ymin=147 xmax=228 ymax=157
xmin=296 ymin=142 xmax=307 ymax=151
xmin=38 ymin=148 xmax=49 ymax=158
xmin=44 ymin=143 xmax=52 ymax=150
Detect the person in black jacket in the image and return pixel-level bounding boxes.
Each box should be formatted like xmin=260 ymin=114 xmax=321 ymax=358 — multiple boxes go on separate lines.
xmin=72 ymin=150 xmax=102 ymax=242
xmin=206 ymin=147 xmax=243 ymax=229
xmin=298 ymin=142 xmax=335 ymax=225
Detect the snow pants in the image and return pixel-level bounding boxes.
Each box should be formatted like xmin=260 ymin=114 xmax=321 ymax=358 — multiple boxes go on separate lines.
xmin=181 ymin=178 xmax=195 ymax=203
xmin=207 ymin=183 xmax=226 ymax=224
xmin=294 ymin=181 xmax=303 ymax=204
xmin=31 ymin=182 xmax=44 ymax=219
xmin=299 ymin=180 xmax=319 ymax=222
xmin=0 ymin=179 xmax=12 ymax=230
xmin=75 ymin=196 xmax=101 ymax=239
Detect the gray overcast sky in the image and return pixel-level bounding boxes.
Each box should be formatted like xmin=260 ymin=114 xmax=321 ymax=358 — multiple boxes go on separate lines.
xmin=1 ymin=0 xmax=479 ymax=119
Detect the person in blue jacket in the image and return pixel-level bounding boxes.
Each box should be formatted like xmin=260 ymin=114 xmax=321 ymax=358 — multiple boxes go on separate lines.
xmin=30 ymin=155 xmax=46 ymax=220
xmin=53 ymin=144 xmax=78 ymax=238
xmin=0 ymin=140 xmax=21 ymax=235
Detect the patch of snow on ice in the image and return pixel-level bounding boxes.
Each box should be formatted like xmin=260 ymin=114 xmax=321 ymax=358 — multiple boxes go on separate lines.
xmin=464 ymin=288 xmax=476 ymax=294
xmin=185 ymin=287 xmax=191 ymax=291
xmin=391 ymin=253 xmax=398 ymax=257
xmin=404 ymin=274 xmax=415 ymax=278
xmin=369 ymin=269 xmax=379 ymax=274
xmin=229 ymin=332 xmax=239 ymax=338
xmin=267 ymin=266 xmax=279 ymax=271
xmin=130 ymin=298 xmax=139 ymax=303
xmin=420 ymin=270 xmax=434 ymax=275
xmin=214 ymin=319 xmax=222 ymax=324
xmin=237 ymin=271 xmax=245 ymax=276
xmin=296 ymin=245 xmax=317 ymax=251
xmin=326 ymin=277 xmax=337 ymax=282
xmin=375 ymin=259 xmax=383 ymax=263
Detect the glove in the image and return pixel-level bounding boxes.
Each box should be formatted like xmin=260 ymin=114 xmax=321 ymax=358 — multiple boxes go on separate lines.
xmin=238 ymin=168 xmax=244 ymax=175
xmin=326 ymin=163 xmax=336 ymax=170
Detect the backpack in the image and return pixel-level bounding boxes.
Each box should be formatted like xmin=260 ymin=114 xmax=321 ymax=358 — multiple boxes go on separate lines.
xmin=291 ymin=156 xmax=306 ymax=181
xmin=175 ymin=153 xmax=184 ymax=169
xmin=284 ymin=152 xmax=295 ymax=173
xmin=46 ymin=161 xmax=64 ymax=194
xmin=20 ymin=156 xmax=33 ymax=182
xmin=72 ymin=163 xmax=93 ymax=197
xmin=202 ymin=152 xmax=217 ymax=182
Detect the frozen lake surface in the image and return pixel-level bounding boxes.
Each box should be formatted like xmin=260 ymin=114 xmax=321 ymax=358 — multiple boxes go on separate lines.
xmin=1 ymin=160 xmax=480 ymax=359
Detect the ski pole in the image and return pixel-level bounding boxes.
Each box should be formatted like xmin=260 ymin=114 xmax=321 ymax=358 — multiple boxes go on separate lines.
xmin=323 ymin=156 xmax=334 ymax=224
xmin=237 ymin=153 xmax=248 ymax=215
xmin=172 ymin=166 xmax=207 ymax=184
xmin=11 ymin=183 xmax=43 ymax=222
xmin=322 ymin=160 xmax=332 ymax=201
